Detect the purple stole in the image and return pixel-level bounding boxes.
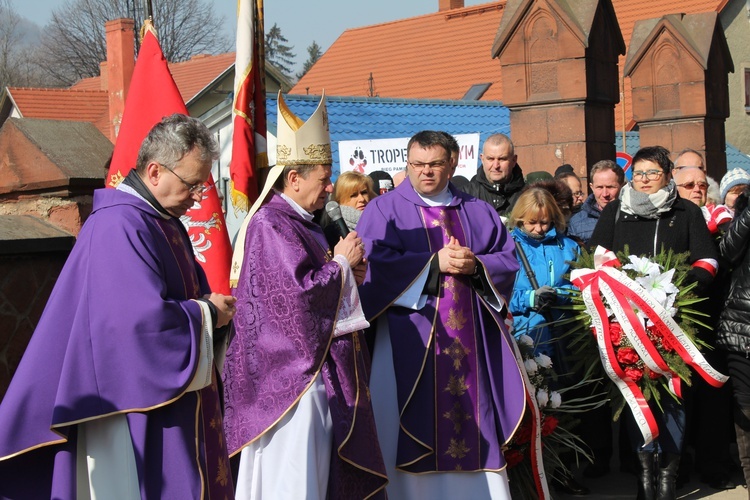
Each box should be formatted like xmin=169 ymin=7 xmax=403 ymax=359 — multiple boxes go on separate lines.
xmin=155 ymin=217 xmax=234 ymax=498
xmin=422 ymin=206 xmax=482 ymax=471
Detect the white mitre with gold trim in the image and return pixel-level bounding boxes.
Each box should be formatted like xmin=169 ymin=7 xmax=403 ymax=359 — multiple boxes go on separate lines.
xmin=230 ymin=91 xmax=331 ymax=288
xmin=276 ymin=91 xmax=331 ymax=166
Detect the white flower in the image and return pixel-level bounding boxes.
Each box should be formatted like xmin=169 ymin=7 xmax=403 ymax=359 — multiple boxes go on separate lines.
xmin=535 ymin=353 xmax=553 ymax=369
xmin=524 ymin=359 xmax=538 ymax=375
xmin=624 ymin=255 xmax=661 ymax=276
xmin=550 ymin=391 xmax=562 ymax=408
xmin=518 ymin=334 xmax=534 ymax=348
xmin=536 ymin=388 xmax=549 ymax=408
xmin=636 ymin=268 xmax=679 ymax=310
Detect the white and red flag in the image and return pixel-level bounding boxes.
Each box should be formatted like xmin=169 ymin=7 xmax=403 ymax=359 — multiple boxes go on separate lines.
xmin=229 ymin=0 xmax=267 ymax=214
xmin=106 ymin=22 xmax=233 ymax=294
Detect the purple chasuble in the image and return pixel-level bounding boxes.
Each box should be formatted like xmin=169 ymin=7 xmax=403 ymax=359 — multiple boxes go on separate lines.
xmin=0 ymin=188 xmax=233 ymax=499
xmin=222 ymin=193 xmax=387 ymax=499
xmin=357 ymin=179 xmax=526 ymax=474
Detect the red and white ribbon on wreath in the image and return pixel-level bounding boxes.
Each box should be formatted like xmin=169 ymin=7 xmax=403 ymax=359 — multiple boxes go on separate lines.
xmin=571 ymin=246 xmax=728 ymax=445
xmin=506 ymin=312 xmax=550 ymax=499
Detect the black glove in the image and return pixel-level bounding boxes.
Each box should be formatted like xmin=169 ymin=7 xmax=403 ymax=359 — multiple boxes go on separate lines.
xmin=533 ymin=285 xmax=557 ymax=312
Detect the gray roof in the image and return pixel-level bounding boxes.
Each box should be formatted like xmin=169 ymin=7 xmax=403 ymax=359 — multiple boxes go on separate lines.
xmin=10 ymin=118 xmax=112 ymax=181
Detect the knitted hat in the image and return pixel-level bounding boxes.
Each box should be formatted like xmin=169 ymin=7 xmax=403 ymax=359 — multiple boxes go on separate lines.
xmin=719 ymin=168 xmax=750 ymax=202
xmin=526 ymin=171 xmax=553 ymax=184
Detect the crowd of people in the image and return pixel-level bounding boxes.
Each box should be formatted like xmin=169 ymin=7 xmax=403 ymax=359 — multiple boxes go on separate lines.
xmin=1 ymin=93 xmax=750 ymax=500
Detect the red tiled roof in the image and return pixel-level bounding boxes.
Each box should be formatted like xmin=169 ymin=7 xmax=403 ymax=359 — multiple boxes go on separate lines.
xmin=69 ymin=76 xmax=102 ymax=92
xmin=168 ymin=53 xmax=236 ymax=102
xmin=7 ymin=87 xmax=110 ymax=136
xmin=70 ymin=52 xmax=236 ymax=103
xmin=11 ymin=52 xmax=236 ymax=138
xmin=292 ymin=0 xmax=724 ymax=129
xmin=293 ymin=2 xmax=506 ymax=100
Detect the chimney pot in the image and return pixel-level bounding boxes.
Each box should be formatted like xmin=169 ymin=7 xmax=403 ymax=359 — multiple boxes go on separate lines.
xmin=439 ymin=0 xmax=464 ymax=11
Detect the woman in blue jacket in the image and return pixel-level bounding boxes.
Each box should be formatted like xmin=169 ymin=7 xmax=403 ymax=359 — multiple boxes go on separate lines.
xmin=509 ymin=186 xmax=579 ymax=357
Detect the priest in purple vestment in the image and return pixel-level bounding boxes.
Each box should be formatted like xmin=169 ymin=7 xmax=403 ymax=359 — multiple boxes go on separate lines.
xmin=357 ymin=130 xmax=527 ymax=498
xmin=0 ymin=115 xmax=237 ymax=499
xmin=223 ymin=92 xmax=387 ymax=500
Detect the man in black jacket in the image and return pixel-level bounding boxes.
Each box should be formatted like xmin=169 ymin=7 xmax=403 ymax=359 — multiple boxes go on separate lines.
xmin=463 ymin=133 xmax=525 ymax=218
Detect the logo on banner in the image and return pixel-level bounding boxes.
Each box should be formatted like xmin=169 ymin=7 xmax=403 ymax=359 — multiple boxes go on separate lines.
xmin=349 ymin=148 xmax=368 ymax=173
xmin=339 ymin=134 xmax=480 ymax=179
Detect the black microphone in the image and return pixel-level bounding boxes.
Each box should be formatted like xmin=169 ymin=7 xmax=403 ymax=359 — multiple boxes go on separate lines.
xmin=325 ymin=201 xmax=350 ymax=239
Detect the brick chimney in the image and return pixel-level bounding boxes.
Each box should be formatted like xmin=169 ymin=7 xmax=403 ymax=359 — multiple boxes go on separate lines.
xmin=104 ymin=19 xmax=135 ymax=142
xmin=439 ymin=0 xmax=464 ymax=11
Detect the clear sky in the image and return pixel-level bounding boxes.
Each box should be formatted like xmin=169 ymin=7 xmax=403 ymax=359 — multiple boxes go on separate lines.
xmin=16 ymin=0 xmax=489 ymax=68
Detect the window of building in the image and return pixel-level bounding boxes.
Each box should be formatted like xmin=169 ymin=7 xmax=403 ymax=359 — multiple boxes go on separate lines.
xmin=462 ymin=83 xmax=492 ymax=101
xmin=745 ymin=68 xmax=750 ymax=112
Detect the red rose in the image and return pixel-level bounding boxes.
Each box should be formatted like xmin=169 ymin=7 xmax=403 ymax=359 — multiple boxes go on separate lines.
xmin=625 ymin=367 xmax=644 ymax=382
xmin=542 ymin=415 xmax=559 ymax=437
xmin=617 ymin=347 xmax=640 ymax=366
xmin=504 ymin=449 xmax=525 ymax=468
xmin=647 ymin=368 xmax=662 ymax=380
xmin=646 ymin=325 xmax=661 ymax=340
xmin=515 ymin=421 xmax=532 ymax=444
xmin=609 ymin=323 xmax=623 ymax=346
xmin=660 ymin=335 xmax=676 ymax=353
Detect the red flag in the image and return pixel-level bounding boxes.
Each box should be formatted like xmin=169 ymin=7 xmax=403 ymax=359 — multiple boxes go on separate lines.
xmin=230 ymin=0 xmax=267 ymax=213
xmin=106 ymin=23 xmax=233 ymax=294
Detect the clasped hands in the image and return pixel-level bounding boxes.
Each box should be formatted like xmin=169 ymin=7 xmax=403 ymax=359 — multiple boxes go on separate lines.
xmin=334 ymin=231 xmax=367 ymax=285
xmin=437 ymin=236 xmax=477 ymax=276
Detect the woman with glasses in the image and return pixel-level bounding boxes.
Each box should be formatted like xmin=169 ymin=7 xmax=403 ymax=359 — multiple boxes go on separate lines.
xmin=589 ymin=146 xmax=718 ymax=500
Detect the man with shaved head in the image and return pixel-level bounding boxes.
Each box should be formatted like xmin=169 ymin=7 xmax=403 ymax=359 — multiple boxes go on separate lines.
xmin=463 ymin=133 xmax=525 ymax=217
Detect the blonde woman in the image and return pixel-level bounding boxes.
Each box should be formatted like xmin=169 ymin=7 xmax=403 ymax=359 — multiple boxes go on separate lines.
xmin=509 ymin=187 xmax=579 ymax=351
xmin=323 ymin=171 xmax=377 ymax=247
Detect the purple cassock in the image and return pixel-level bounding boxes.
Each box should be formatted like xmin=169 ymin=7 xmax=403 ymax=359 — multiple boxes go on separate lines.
xmin=357 ymin=178 xmax=527 ymax=473
xmin=222 ymin=193 xmax=387 ymax=499
xmin=0 ymin=188 xmax=233 ymax=499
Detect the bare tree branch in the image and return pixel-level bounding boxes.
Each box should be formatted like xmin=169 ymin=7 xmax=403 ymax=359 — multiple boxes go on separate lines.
xmin=0 ymin=0 xmax=46 ymax=89
xmin=35 ymin=0 xmax=231 ymax=86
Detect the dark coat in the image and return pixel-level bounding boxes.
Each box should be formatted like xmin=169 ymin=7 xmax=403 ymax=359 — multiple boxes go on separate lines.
xmin=462 ymin=164 xmax=525 ymax=216
xmin=716 ymin=207 xmax=750 ymax=354
xmin=588 ymin=197 xmax=718 ymax=293
xmin=567 ymin=194 xmax=601 ymax=244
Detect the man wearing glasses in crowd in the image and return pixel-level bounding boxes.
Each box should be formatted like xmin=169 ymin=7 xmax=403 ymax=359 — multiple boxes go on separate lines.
xmin=673 ymin=149 xmax=709 ymax=206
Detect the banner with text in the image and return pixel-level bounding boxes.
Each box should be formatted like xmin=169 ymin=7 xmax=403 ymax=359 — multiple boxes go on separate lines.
xmin=338 ymin=134 xmax=480 ymax=180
